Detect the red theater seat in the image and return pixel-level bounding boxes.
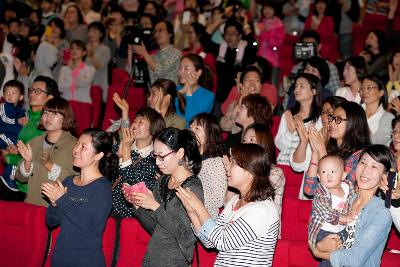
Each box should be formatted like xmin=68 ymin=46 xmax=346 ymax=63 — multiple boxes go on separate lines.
xmin=273 ymin=239 xmax=319 ymax=267
xmin=112 ymin=68 xmax=129 ymax=86
xmin=0 ymin=201 xmax=48 ymax=267
xmin=90 ymin=85 xmax=103 ymax=128
xmin=115 ymin=218 xmax=151 ymax=267
xmin=281 ymin=198 xmax=311 ymax=241
xmin=192 ymin=243 xmax=218 ymax=267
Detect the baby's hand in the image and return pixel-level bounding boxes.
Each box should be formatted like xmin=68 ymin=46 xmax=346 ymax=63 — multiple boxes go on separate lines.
xmin=18 ymin=117 xmax=28 ymax=126
xmin=339 ymin=212 xmax=358 ymax=225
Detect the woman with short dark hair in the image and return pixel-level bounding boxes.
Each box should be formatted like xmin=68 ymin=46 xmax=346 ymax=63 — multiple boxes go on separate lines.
xmin=110 ymin=103 xmax=166 ymax=218
xmin=15 ymin=97 xmax=78 ymax=207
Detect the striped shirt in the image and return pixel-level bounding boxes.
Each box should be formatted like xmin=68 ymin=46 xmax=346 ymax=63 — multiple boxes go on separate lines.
xmin=197 ymin=195 xmax=280 ymax=266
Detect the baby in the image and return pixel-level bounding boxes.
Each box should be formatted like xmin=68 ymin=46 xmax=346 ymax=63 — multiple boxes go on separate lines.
xmin=308 ymin=155 xmax=357 ymax=258
xmin=0 ymin=80 xmax=26 ymax=191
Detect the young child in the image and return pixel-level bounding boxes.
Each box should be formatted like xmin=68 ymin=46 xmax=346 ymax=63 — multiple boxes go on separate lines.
xmin=308 ymin=155 xmax=357 ymax=265
xmin=0 ymin=80 xmax=26 ymax=191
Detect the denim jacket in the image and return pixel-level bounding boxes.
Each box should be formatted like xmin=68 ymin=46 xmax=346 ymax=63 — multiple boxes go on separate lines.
xmin=330 ymin=196 xmax=392 ymax=267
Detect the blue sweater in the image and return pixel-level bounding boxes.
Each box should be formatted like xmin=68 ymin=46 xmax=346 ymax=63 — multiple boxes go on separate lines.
xmin=46 ymin=176 xmax=112 ymax=267
xmin=330 ymin=196 xmax=392 ymax=267
xmin=175 ymin=85 xmax=215 ymax=127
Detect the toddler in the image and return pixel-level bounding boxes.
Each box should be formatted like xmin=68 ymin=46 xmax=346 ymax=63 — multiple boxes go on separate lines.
xmin=0 ymin=80 xmax=26 ymax=191
xmin=308 ymin=155 xmax=357 ymax=266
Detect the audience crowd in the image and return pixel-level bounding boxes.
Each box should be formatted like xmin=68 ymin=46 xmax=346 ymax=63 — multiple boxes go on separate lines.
xmin=1 ymin=0 xmax=400 ymax=266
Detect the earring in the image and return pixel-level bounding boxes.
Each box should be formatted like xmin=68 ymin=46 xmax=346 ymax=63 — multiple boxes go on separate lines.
xmin=178 ymin=159 xmax=184 ymax=166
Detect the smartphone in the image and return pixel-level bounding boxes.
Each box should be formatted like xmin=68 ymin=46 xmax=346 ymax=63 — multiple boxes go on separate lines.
xmin=123 ymin=181 xmax=148 ymax=194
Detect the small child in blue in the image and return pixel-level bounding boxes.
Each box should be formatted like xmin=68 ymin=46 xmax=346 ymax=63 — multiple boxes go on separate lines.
xmin=0 ymin=80 xmax=26 ymax=191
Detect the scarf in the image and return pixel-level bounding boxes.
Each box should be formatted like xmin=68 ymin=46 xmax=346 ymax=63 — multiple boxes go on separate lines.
xmin=70 ymin=62 xmax=85 ymax=100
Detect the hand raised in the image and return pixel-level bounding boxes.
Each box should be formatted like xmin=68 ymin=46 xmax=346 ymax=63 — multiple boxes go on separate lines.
xmin=17 ymin=140 xmax=32 ymax=162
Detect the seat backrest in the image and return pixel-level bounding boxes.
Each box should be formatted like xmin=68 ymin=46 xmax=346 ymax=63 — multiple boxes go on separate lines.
xmin=115 ymin=218 xmax=151 ymax=267
xmin=0 ymin=201 xmax=48 ymax=267
xmin=273 ymin=240 xmax=319 ymax=267
xmin=112 ymin=68 xmax=129 ymax=86
xmin=281 ymin=198 xmax=312 ymax=240
xmin=90 ymin=85 xmax=103 ymax=128
xmin=192 ymin=243 xmax=218 ymax=267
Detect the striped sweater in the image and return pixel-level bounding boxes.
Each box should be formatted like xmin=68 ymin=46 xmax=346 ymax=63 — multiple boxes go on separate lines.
xmin=197 ymin=195 xmax=280 ymax=266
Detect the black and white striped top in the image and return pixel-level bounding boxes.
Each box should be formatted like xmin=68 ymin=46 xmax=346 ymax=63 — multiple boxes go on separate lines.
xmin=197 ymin=195 xmax=280 ymax=266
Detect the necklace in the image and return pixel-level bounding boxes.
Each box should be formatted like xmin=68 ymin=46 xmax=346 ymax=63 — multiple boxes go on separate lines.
xmin=44 ymin=135 xmax=56 ymax=146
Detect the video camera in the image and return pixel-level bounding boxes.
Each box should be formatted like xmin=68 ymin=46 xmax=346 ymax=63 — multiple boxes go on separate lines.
xmin=124 ymin=26 xmax=153 ymax=49
xmin=293 ymin=43 xmax=317 ymax=60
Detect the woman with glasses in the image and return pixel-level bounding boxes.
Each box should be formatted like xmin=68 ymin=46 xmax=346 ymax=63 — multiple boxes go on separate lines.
xmin=122 ymin=127 xmax=203 ymax=267
xmin=360 ymin=74 xmax=394 ymax=146
xmin=320 ymin=96 xmax=347 ymax=142
xmin=130 ymin=20 xmax=181 ymax=84
xmin=110 ymin=102 xmax=165 ymax=218
xmin=304 ymin=101 xmax=371 ymax=197
xmin=15 ymin=98 xmax=77 ymax=207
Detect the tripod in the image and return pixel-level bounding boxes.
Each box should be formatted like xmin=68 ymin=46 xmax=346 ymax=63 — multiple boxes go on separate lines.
xmin=122 ymin=55 xmax=151 ymax=98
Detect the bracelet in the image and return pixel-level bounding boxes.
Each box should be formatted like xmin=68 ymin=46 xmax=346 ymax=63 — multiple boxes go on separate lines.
xmin=310 ymin=160 xmax=318 ymax=167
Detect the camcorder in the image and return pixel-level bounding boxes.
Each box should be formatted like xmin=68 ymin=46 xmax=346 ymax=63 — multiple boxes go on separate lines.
xmin=293 ymin=43 xmax=317 ymax=60
xmin=125 ymin=26 xmax=153 ymax=49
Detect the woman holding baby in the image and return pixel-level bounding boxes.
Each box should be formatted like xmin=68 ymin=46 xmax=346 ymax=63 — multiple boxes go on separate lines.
xmin=311 ymin=145 xmax=394 ymax=266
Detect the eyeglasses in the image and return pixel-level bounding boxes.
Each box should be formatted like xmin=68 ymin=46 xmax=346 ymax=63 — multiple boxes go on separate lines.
xmin=328 ymin=114 xmax=347 ymax=124
xmin=359 ymin=85 xmax=378 ymax=93
xmin=151 ymin=151 xmax=175 ymax=162
xmin=28 ymin=87 xmax=49 ymax=95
